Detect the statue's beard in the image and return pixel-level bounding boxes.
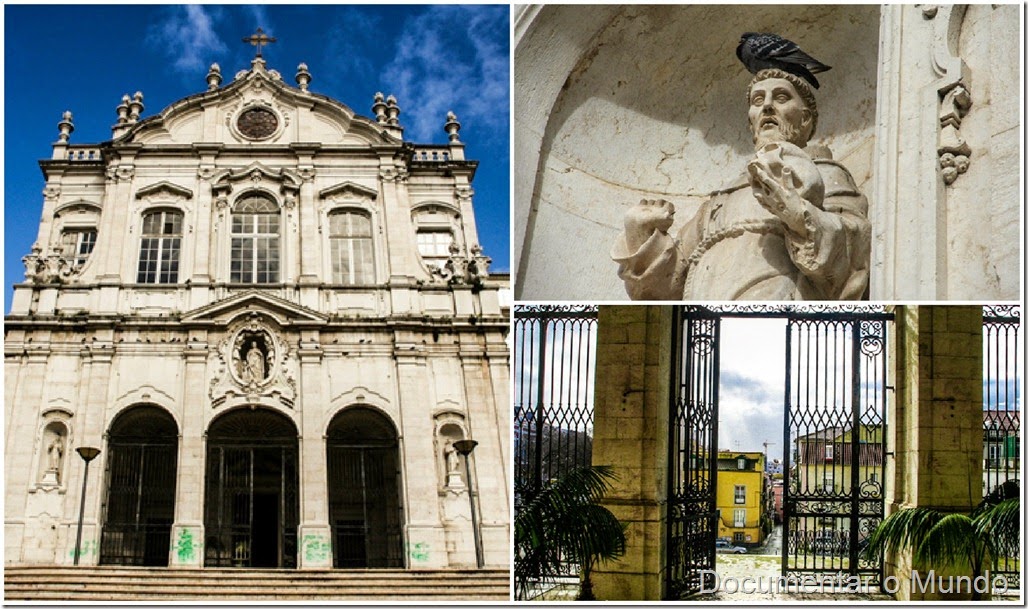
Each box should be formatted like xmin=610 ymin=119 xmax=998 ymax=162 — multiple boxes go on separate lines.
xmin=752 ymin=117 xmax=806 ymax=150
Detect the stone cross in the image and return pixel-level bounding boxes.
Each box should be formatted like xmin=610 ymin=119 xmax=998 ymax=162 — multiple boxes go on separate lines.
xmin=243 ymin=27 xmax=277 ymax=58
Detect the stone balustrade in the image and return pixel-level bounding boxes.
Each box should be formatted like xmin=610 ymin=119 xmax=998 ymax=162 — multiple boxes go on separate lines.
xmin=412 ymin=146 xmax=451 ymax=162
xmin=66 ymin=147 xmax=103 ymax=161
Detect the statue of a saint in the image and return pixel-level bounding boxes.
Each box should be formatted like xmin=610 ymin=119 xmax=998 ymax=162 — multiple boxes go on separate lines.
xmin=245 ymin=341 xmax=265 ymax=382
xmin=611 ymin=68 xmax=870 ymax=300
xmin=47 ymin=435 xmax=64 ymax=472
xmin=446 ymin=442 xmax=461 ymax=474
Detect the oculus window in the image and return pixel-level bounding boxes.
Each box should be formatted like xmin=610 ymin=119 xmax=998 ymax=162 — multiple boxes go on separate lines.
xmin=137 ymin=211 xmax=182 ymax=284
xmin=231 ymin=195 xmax=280 ymax=283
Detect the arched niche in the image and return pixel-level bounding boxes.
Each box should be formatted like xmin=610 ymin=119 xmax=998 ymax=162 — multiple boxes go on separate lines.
xmin=516 ymin=5 xmax=881 ymax=299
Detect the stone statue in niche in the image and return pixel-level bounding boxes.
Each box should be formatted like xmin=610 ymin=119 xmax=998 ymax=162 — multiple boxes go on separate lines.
xmin=611 ymin=69 xmax=870 ymax=300
xmin=42 ymin=433 xmax=64 ymax=485
xmin=444 ymin=440 xmax=464 ymax=488
xmin=233 ymin=331 xmax=272 ymax=386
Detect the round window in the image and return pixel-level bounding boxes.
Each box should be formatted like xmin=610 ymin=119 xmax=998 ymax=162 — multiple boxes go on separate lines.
xmin=237 ymin=107 xmax=279 ymax=139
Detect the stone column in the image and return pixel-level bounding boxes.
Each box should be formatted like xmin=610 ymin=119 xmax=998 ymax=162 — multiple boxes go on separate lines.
xmin=296 ymin=333 xmax=333 ymax=568
xmin=590 ymin=305 xmax=672 ymax=600
xmin=394 ymin=344 xmax=447 ymax=568
xmin=885 ymin=305 xmax=985 ymax=600
xmin=169 ymin=335 xmax=208 ymax=567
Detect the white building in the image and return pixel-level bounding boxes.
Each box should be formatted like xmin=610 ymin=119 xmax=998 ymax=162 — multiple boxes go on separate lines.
xmin=5 ymin=53 xmax=509 ymax=572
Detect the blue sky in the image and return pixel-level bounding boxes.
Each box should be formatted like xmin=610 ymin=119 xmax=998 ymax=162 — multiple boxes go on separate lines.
xmin=4 ymin=4 xmax=510 ymax=312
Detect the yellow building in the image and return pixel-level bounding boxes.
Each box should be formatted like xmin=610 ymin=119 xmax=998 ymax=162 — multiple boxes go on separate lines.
xmin=794 ymin=425 xmax=884 ymax=496
xmin=715 ymin=451 xmax=767 ymax=546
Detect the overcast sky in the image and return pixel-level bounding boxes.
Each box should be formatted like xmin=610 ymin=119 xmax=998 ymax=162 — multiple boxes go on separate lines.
xmin=4 ymin=4 xmax=510 ymax=312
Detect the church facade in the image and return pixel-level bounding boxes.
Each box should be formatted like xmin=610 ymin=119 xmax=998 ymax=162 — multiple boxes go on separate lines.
xmin=4 ymin=54 xmax=509 ymax=571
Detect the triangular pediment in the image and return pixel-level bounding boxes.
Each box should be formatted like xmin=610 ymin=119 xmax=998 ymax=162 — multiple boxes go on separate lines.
xmin=318 ymin=181 xmax=379 ymax=201
xmin=135 ymin=181 xmax=194 ymax=201
xmin=181 ymin=291 xmax=328 ymax=325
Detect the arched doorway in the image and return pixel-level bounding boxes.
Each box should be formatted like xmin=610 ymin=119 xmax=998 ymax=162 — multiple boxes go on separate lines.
xmin=204 ymin=408 xmax=299 ymax=568
xmin=326 ymin=407 xmax=404 ymax=568
xmin=100 ymin=405 xmax=178 ymax=566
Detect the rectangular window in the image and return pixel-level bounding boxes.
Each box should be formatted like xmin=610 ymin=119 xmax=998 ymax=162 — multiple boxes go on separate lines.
xmin=734 ymin=485 xmax=746 ymax=505
xmin=230 ymin=212 xmax=279 ymax=283
xmin=733 ymin=509 xmax=746 ymax=528
xmin=137 ymin=211 xmax=181 ymax=284
xmin=330 ymin=212 xmax=374 ymax=285
xmin=823 ymin=471 xmax=834 ymax=491
xmin=62 ymin=229 xmax=97 ymax=267
xmin=737 ymin=457 xmax=746 ymax=470
xmin=417 ymin=230 xmax=453 ymax=269
xmin=825 ymin=443 xmax=834 ymax=461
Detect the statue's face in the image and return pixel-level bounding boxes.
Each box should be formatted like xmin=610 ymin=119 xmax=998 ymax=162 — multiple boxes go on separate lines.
xmin=747 ymin=78 xmax=812 ymax=148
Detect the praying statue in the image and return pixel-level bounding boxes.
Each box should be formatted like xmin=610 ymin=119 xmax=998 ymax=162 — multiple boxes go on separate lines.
xmin=244 ymin=340 xmax=266 ymax=382
xmin=611 ymin=68 xmax=870 ymax=300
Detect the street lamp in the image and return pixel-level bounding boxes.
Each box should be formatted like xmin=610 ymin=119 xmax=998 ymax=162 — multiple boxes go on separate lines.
xmin=73 ymin=446 xmax=101 ymax=566
xmin=453 ymin=439 xmax=483 ymax=568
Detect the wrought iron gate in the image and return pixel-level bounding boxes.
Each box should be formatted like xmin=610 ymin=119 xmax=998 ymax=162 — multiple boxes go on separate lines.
xmin=665 ymin=307 xmax=720 ymax=599
xmin=326 ymin=407 xmax=403 ymax=568
xmin=982 ymin=305 xmax=1020 ymax=589
xmin=100 ymin=405 xmax=178 ymax=566
xmin=782 ymin=314 xmax=888 ymax=585
xmin=204 ymin=409 xmax=299 ymax=568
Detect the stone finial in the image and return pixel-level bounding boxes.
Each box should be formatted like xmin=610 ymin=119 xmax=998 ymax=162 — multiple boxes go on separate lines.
xmin=444 ymin=111 xmax=461 ymax=143
xmin=386 ymin=94 xmax=400 ymax=126
xmin=56 ymin=111 xmax=74 ymax=143
xmin=116 ymin=95 xmax=130 ymax=124
xmin=128 ymin=91 xmax=144 ymax=123
xmin=372 ymin=92 xmax=388 ymax=124
xmin=207 ymin=63 xmax=223 ymax=91
xmin=295 ymin=63 xmax=311 ymax=92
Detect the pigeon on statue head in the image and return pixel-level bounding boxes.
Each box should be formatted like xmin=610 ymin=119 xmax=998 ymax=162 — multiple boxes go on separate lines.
xmin=736 ymin=32 xmax=831 ymax=89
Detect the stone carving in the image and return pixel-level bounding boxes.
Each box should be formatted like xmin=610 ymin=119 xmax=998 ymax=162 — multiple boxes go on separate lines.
xmin=210 ymin=313 xmax=296 ymax=409
xmin=432 ymin=242 xmax=491 ymax=287
xmin=22 ymin=244 xmax=75 ymax=284
xmin=611 ymin=69 xmax=870 ymax=300
xmin=937 ymin=84 xmax=972 ymax=184
xmin=47 ymin=435 xmax=64 ymax=472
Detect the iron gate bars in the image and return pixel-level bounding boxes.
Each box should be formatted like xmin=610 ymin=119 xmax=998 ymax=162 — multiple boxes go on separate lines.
xmin=665 ymin=307 xmax=720 ymax=599
xmin=204 ymin=409 xmax=299 ymax=568
xmin=100 ymin=405 xmax=178 ymax=566
xmin=782 ymin=315 xmax=887 ymax=586
xmin=983 ymin=305 xmax=1020 ymax=590
xmin=513 ymin=305 xmax=598 ymax=509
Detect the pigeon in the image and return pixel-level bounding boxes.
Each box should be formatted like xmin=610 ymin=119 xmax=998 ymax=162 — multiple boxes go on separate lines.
xmin=736 ymin=32 xmax=831 ymax=89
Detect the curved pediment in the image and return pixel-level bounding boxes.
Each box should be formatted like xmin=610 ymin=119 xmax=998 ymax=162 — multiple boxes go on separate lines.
xmin=318 ymin=181 xmax=379 ymax=202
xmin=113 ymin=60 xmax=400 ymax=148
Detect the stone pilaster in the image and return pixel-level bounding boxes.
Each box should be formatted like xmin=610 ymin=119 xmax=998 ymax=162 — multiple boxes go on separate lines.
xmin=590 ymin=305 xmax=672 ymax=600
xmin=296 ymin=333 xmax=333 ymax=568
xmin=169 ymin=336 xmax=208 ymax=567
xmin=885 ymin=305 xmax=985 ymax=600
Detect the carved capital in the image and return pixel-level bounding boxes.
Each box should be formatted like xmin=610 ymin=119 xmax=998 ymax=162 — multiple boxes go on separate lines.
xmin=42 ymin=185 xmax=61 ymax=202
xmin=938 ymin=84 xmax=973 ymax=185
xmin=379 ymin=167 xmax=409 ymax=183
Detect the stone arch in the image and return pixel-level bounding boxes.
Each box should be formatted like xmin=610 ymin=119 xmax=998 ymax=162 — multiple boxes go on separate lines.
xmin=325 ymin=405 xmax=404 ymax=568
xmin=99 ymin=404 xmax=179 ymax=566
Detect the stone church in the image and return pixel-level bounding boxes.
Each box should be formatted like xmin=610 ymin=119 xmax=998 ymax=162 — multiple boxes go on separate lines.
xmin=4 ymin=50 xmax=509 ymax=575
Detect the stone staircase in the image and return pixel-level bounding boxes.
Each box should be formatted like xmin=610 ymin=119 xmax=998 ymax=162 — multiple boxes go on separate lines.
xmin=4 ymin=566 xmax=511 ymax=601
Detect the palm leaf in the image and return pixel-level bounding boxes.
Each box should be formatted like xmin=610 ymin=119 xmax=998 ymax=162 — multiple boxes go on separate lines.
xmin=914 ymin=513 xmax=989 ymax=573
xmin=974 ymin=498 xmax=1020 ymax=557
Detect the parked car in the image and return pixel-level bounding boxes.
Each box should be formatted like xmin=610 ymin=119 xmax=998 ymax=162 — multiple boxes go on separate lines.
xmin=715 ymin=540 xmax=747 ymax=554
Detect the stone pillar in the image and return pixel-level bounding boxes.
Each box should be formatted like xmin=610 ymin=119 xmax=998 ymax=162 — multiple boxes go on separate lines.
xmin=885 ymin=305 xmax=984 ymax=600
xmin=169 ymin=335 xmax=208 ymax=567
xmin=296 ymin=332 xmax=333 ymax=569
xmin=395 ymin=346 xmax=447 ymax=568
xmin=590 ymin=305 xmax=672 ymax=600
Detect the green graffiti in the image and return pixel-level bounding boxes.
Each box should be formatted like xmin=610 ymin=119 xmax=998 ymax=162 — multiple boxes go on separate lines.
xmin=303 ymin=534 xmax=330 ymax=563
xmin=408 ymin=542 xmax=429 ymax=562
xmin=69 ymin=540 xmax=97 ymax=559
xmin=174 ymin=528 xmax=197 ymax=563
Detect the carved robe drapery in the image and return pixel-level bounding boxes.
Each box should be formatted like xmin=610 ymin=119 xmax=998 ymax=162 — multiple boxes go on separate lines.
xmin=611 ymin=146 xmax=870 ymax=301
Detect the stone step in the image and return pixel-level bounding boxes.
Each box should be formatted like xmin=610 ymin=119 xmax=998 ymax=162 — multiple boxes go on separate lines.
xmin=4 ymin=567 xmax=511 ymax=601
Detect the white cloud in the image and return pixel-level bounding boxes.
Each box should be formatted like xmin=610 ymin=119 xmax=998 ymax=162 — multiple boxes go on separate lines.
xmin=381 ymin=6 xmax=508 ymax=143
xmin=148 ymin=6 xmax=227 ymax=74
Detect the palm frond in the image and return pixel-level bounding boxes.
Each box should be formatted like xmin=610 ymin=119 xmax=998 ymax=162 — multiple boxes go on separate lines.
xmin=913 ymin=513 xmax=986 ymax=572
xmin=865 ymin=507 xmax=946 ymax=559
xmin=973 ymin=498 xmax=1020 ymax=553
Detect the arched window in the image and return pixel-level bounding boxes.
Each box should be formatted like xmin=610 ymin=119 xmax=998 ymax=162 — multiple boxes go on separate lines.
xmin=329 ymin=210 xmax=374 ymax=285
xmin=231 ymin=195 xmax=280 ymax=283
xmin=137 ymin=210 xmax=182 ymax=283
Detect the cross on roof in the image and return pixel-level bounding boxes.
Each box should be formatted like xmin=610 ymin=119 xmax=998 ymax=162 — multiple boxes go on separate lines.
xmin=243 ymin=27 xmax=277 ymax=58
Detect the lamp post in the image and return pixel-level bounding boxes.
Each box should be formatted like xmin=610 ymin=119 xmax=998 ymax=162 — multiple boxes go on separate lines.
xmin=73 ymin=446 xmax=101 ymax=566
xmin=452 ymin=439 xmax=483 ymax=568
